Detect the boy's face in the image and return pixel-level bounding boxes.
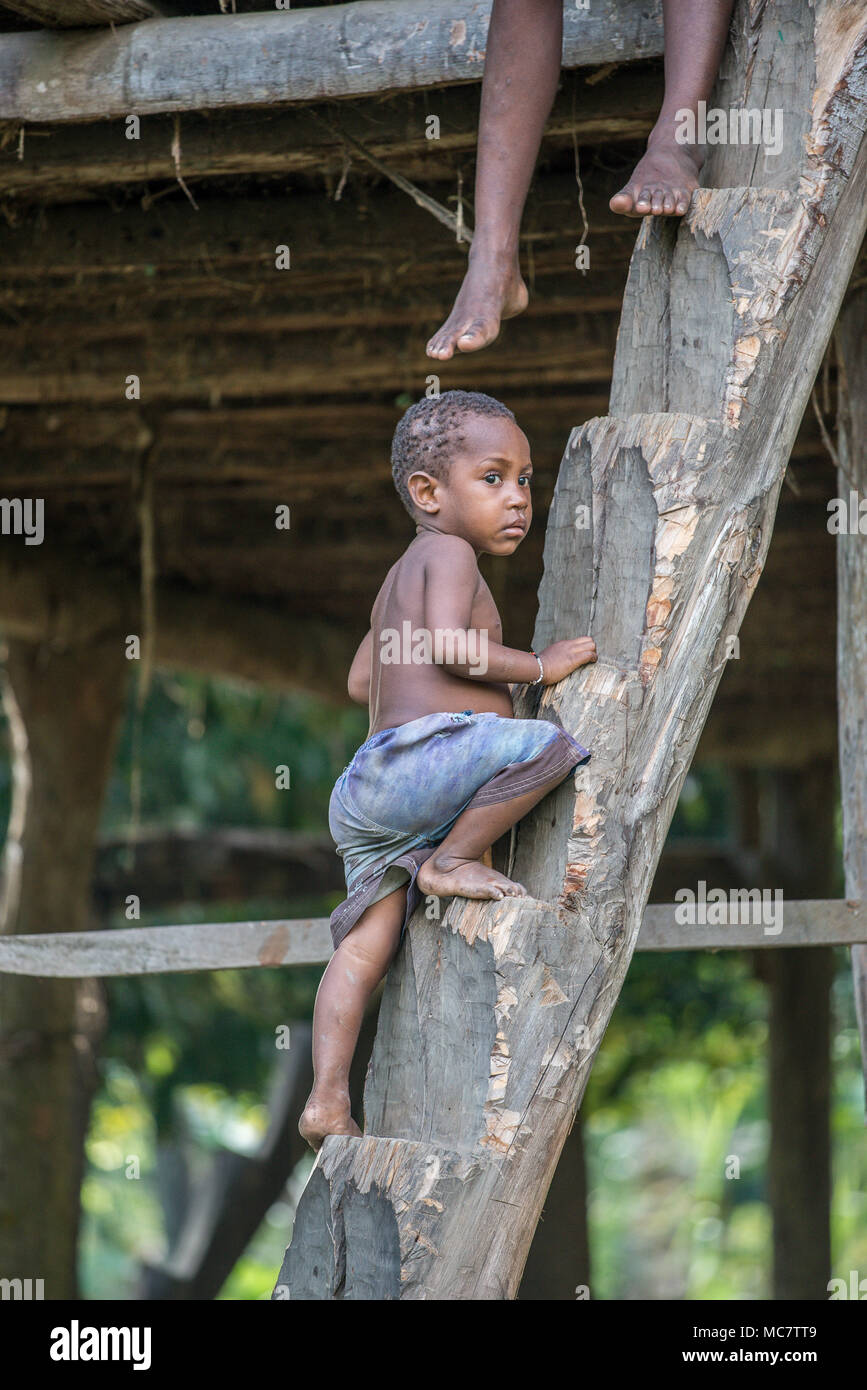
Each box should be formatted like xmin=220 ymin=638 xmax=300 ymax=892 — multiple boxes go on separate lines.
xmin=409 ymin=413 xmax=533 ymax=556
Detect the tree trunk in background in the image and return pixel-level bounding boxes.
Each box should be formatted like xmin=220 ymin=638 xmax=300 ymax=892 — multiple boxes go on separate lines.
xmin=835 ymin=286 xmax=867 ymax=1108
xmin=759 ymin=764 xmax=836 ymax=1300
xmin=0 ymin=637 xmax=128 ymax=1298
xmin=518 ymin=1110 xmax=590 ymax=1300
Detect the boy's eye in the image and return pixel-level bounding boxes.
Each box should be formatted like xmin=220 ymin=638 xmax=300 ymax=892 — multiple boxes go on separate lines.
xmin=484 ymin=472 xmax=501 ymax=484
xmin=519 ymin=474 xmax=532 ymax=486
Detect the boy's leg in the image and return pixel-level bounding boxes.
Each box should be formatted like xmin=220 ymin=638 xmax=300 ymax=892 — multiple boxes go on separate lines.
xmin=299 ymin=884 xmax=407 ymax=1150
xmin=610 ymin=0 xmax=735 ymax=217
xmin=426 ymin=0 xmax=562 ymax=361
xmin=416 ymin=773 xmax=565 ymax=901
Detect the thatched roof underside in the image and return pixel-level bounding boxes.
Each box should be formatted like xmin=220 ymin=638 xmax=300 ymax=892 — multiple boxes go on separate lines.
xmin=0 ymin=1 xmax=862 ymax=766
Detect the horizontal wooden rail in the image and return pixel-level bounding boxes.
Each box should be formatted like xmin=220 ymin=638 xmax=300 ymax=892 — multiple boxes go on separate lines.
xmin=0 ymin=0 xmax=664 ymax=124
xmin=0 ymin=899 xmax=862 ymax=977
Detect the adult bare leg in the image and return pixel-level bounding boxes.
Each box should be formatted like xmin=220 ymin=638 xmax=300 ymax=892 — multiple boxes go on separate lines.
xmin=426 ymin=0 xmax=736 ymax=359
xmin=426 ymin=0 xmax=562 ymax=361
xmin=610 ymin=0 xmax=735 ymax=216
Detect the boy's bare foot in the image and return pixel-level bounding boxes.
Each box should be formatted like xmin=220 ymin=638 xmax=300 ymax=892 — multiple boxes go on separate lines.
xmin=609 ymin=138 xmax=701 ymax=218
xmin=417 ymin=852 xmax=527 ymax=901
xmin=426 ymin=245 xmax=528 ymax=361
xmin=298 ymin=1098 xmax=362 ymax=1152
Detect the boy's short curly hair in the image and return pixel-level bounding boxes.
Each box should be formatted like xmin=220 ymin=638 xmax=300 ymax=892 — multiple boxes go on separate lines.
xmin=391 ymin=389 xmax=516 ymax=520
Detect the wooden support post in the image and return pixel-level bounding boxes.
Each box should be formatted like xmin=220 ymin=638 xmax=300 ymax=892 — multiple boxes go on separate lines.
xmin=0 ymin=636 xmax=129 ymax=1297
xmin=758 ymin=764 xmax=836 ymax=1300
xmin=518 ymin=1112 xmax=590 ymax=1300
xmin=276 ymin=2 xmax=867 ymax=1299
xmin=835 ymin=283 xmax=867 ymax=1107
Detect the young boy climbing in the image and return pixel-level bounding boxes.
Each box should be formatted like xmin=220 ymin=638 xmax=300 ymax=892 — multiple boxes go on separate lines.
xmin=299 ymin=390 xmax=596 ymax=1150
xmin=426 ymin=0 xmax=735 ymax=361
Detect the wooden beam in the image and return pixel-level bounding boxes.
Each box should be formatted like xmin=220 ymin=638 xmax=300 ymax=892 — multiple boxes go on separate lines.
xmin=639 ymin=897 xmax=867 ymax=951
xmin=0 ymin=394 xmax=616 ymax=456
xmin=0 ymin=249 xmax=635 ymax=322
xmin=835 ymin=283 xmax=867 ymax=1103
xmin=0 ymin=918 xmax=336 ymax=977
xmin=0 ymin=71 xmax=661 ymax=201
xmin=0 ymin=549 xmax=354 ymax=697
xmin=0 ymin=0 xmax=664 ymax=124
xmin=0 ymin=314 xmax=619 ymax=404
xmin=0 ymin=1 xmax=161 ymax=26
xmin=1 ymin=900 xmax=863 ymax=978
xmin=0 ymin=177 xmax=627 ymax=281
xmin=276 ymin=0 xmax=867 ymax=1302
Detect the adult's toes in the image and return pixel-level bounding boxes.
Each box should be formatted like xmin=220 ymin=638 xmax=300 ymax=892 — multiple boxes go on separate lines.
xmin=662 ymin=190 xmax=677 ymax=214
xmin=426 ymin=328 xmax=457 ymax=358
xmin=650 ymin=188 xmax=666 ymax=215
xmin=634 ymin=187 xmax=653 ymax=212
xmin=457 ymin=319 xmax=490 ymax=351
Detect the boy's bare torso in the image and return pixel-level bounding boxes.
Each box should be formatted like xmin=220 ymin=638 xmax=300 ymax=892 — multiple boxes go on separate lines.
xmin=368 ymin=532 xmax=514 ymax=735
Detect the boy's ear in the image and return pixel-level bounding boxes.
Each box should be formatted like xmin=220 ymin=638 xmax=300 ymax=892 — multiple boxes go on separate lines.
xmin=408 ymin=470 xmax=439 ymax=514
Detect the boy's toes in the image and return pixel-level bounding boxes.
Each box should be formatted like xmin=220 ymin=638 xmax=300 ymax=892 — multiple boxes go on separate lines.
xmin=501 ymin=880 xmax=527 ymax=897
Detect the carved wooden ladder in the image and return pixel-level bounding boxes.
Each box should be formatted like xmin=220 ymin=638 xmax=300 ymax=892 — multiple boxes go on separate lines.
xmin=277 ymin=0 xmax=867 ymax=1299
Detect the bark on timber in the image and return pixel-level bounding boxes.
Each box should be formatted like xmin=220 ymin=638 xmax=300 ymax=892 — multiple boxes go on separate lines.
xmin=276 ymin=0 xmax=867 ymax=1299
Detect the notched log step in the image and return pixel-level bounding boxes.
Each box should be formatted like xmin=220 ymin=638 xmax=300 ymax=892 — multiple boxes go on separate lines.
xmin=274 ymin=1136 xmax=480 ymax=1301
xmin=611 ymin=187 xmax=811 ymax=424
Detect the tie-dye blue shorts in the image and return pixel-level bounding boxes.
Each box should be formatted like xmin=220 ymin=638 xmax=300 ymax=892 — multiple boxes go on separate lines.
xmin=327 ymin=708 xmax=590 ymax=949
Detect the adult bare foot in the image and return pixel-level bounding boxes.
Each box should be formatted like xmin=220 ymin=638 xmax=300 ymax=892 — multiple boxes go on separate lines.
xmin=298 ymin=1098 xmax=362 ymax=1152
xmin=426 ymin=244 xmax=528 ymax=361
xmin=609 ymin=138 xmax=701 ymax=218
xmin=417 ymin=852 xmax=527 ymax=901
